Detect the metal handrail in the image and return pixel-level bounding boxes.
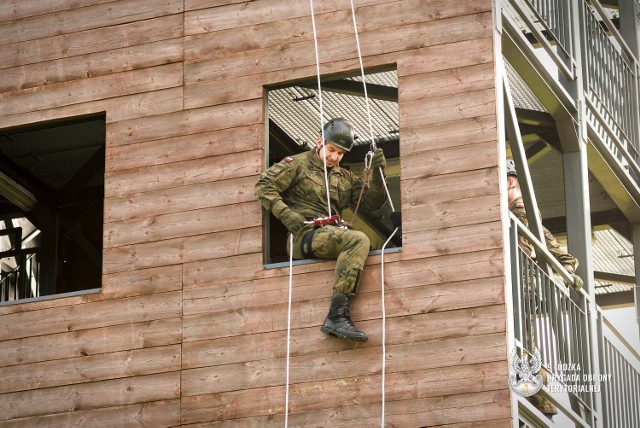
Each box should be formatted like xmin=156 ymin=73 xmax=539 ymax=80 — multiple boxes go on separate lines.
xmin=0 ymin=248 xmax=39 ymax=302
xmin=511 ymin=213 xmax=576 ymax=287
xmin=510 ymin=213 xmax=597 ymax=425
xmin=510 ymin=213 xmax=640 ymax=426
xmin=588 ymin=0 xmax=639 ymax=65
xmin=582 ymin=0 xmax=640 ymax=155
xmin=510 ymin=0 xmax=576 ymax=79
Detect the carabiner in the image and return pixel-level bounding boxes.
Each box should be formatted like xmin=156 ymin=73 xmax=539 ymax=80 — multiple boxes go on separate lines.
xmin=364 ymin=150 xmax=374 ymax=170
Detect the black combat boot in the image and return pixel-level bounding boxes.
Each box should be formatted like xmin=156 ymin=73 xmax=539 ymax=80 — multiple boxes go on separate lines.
xmin=320 ymin=292 xmax=368 ymax=342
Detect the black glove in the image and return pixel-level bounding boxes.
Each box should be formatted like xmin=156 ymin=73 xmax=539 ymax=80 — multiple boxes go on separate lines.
xmin=371 ymin=148 xmax=386 ymax=185
xmin=279 ymin=209 xmax=305 ymax=234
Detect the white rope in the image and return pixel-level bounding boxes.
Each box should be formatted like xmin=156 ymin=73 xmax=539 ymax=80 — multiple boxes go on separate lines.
xmin=348 ymin=3 xmax=397 ymax=426
xmin=348 ymin=0 xmax=376 ymax=149
xmin=305 ymin=4 xmax=398 ymax=428
xmin=380 ymin=168 xmax=395 ymax=212
xmin=380 ymin=227 xmax=398 ymax=427
xmin=284 ymin=233 xmax=294 ymax=427
xmin=309 ymin=0 xmax=333 ymax=218
xmin=348 ymin=0 xmax=394 ymax=211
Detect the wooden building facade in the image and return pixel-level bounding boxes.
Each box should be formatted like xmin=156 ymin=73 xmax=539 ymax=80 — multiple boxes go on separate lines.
xmin=0 ymin=1 xmax=512 ymax=426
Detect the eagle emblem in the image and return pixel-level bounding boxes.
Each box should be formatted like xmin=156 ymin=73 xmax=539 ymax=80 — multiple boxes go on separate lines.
xmin=508 ymin=349 xmax=544 ymax=397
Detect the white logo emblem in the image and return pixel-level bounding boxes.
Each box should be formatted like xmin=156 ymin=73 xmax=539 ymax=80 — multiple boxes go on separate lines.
xmin=509 ymin=349 xmax=544 ymax=397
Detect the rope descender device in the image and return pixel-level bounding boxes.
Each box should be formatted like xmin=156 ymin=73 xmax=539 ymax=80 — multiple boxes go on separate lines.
xmin=363 ymin=141 xmax=377 ymax=171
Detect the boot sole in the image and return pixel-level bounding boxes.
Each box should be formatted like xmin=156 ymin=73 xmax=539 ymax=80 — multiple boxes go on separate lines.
xmin=320 ymin=326 xmax=368 ymax=342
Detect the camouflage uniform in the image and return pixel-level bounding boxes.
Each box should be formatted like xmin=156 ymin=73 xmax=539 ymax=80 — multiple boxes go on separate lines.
xmin=509 ymin=196 xmax=579 ymax=273
xmin=510 ymin=195 xmax=579 ymax=416
xmin=255 ymin=149 xmax=386 ymax=295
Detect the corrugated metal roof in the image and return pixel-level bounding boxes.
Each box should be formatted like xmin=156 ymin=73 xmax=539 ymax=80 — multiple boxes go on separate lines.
xmin=592 ymin=228 xmax=635 ymax=294
xmin=268 ymin=70 xmax=399 ymax=151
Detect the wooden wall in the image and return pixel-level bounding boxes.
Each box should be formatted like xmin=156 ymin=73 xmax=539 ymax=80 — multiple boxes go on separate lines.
xmin=0 ymin=0 xmax=511 ymax=426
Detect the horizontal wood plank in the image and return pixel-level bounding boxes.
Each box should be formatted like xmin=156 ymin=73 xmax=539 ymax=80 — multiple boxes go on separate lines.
xmin=0 ymin=63 xmax=183 ymax=117
xmin=402 ymin=220 xmax=504 ymax=260
xmin=105 ymin=201 xmax=261 ymax=248
xmin=402 ymin=167 xmax=500 ymax=208
xmin=182 ymin=304 xmax=506 ymax=369
xmin=400 ymin=115 xmax=498 ymax=158
xmin=185 ymin=0 xmax=490 ymax=61
xmin=401 ymin=87 xmax=497 ymax=129
xmin=106 ymin=98 xmax=262 ymax=147
xmin=0 ymin=38 xmax=184 ymax=92
xmin=180 ymin=360 xmax=507 ymax=424
xmin=0 ymin=264 xmax=182 ymax=315
xmin=400 ymin=62 xmax=495 ymax=103
xmin=402 ymin=140 xmax=499 ymax=180
xmin=0 ymin=0 xmax=183 ymax=45
xmin=104 ymin=175 xmax=258 ymax=223
xmin=0 ymin=317 xmax=181 ymax=367
xmin=0 ymin=14 xmax=183 ymax=71
xmin=185 ymin=12 xmax=492 ymax=85
xmin=0 ymin=372 xmax=180 ymax=421
xmin=402 ymin=193 xmax=500 ymax=232
xmin=398 ymin=37 xmax=494 ymax=78
xmin=184 ymin=0 xmax=490 ymax=38
xmin=2 ymin=400 xmax=181 ymax=428
xmin=0 ymin=344 xmax=181 ymax=394
xmin=0 ymin=87 xmax=183 ymax=130
xmin=181 ymin=391 xmax=510 ymax=427
xmin=0 ymin=0 xmax=121 ymax=22
xmin=0 ymin=291 xmax=182 ymax=341
xmin=181 ymin=247 xmax=503 ymax=295
xmin=182 ymin=274 xmax=505 ymax=342
xmin=103 ymin=227 xmax=261 ymax=274
xmin=182 ymin=332 xmax=505 ymax=396
xmin=106 ymin=124 xmax=262 ymax=173
xmin=105 ymin=150 xmax=262 ymax=197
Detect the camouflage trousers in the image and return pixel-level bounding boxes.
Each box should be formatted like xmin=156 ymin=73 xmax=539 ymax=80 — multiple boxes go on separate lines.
xmin=288 ymin=225 xmax=370 ymax=295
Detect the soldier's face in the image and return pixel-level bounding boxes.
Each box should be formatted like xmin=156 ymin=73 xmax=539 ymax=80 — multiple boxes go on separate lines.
xmin=317 ymin=141 xmax=345 ymax=167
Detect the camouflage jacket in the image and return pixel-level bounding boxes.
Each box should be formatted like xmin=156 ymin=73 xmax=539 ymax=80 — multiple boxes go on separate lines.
xmin=255 ymin=150 xmax=386 ymax=221
xmin=509 ymin=196 xmax=579 ymax=273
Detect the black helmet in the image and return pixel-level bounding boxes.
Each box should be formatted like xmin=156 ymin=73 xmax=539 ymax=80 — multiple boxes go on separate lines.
xmin=506 ymin=160 xmax=518 ymax=177
xmin=323 ymin=118 xmax=354 ymax=152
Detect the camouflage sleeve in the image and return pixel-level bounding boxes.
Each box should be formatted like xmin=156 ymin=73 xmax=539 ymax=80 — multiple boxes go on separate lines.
xmin=255 ymin=159 xmax=296 ymax=217
xmin=543 ymin=227 xmax=579 ymax=273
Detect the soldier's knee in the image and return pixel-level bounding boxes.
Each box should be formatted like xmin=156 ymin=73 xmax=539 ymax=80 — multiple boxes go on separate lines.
xmin=346 ymin=230 xmax=370 ymax=252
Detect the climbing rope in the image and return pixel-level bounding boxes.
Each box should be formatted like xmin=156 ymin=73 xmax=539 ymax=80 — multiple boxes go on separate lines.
xmin=309 ymin=0 xmax=333 ymax=218
xmin=283 ymin=2 xmax=398 ymax=426
xmin=284 ymin=233 xmax=294 ymax=427
xmin=380 ymin=226 xmax=398 ymax=426
xmin=347 ymin=3 xmax=396 ymax=425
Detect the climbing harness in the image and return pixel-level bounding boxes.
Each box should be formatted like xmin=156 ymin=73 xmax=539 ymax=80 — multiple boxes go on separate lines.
xmin=284 ymin=1 xmax=398 ymax=426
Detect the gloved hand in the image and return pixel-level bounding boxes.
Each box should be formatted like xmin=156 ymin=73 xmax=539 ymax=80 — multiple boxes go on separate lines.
xmin=371 ymin=148 xmax=386 ymax=185
xmin=569 ymin=273 xmax=583 ymax=292
xmin=279 ymin=209 xmax=306 ymax=234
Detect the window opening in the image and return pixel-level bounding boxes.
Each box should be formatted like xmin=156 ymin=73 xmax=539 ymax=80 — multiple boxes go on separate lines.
xmin=264 ymin=68 xmax=401 ymax=264
xmin=0 ymin=114 xmax=105 ymax=302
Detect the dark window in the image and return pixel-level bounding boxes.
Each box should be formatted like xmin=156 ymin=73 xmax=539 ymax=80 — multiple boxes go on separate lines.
xmin=0 ymin=114 xmax=105 ymax=302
